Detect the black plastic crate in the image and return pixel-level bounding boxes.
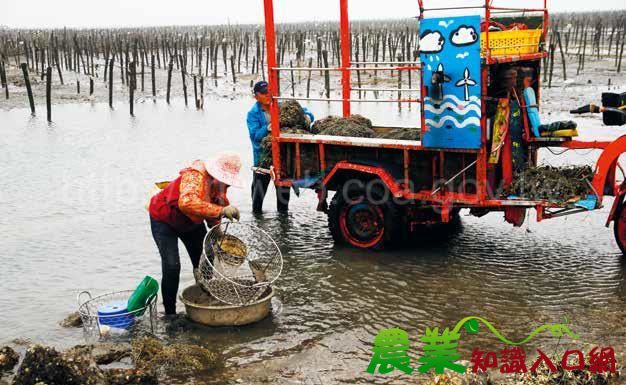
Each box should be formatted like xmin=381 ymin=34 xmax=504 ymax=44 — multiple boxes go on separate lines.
xmin=602 ymin=92 xmax=626 ymax=126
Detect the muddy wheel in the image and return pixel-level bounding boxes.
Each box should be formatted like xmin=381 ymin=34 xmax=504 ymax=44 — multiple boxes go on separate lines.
xmin=328 ymin=185 xmax=402 ymax=250
xmin=613 ymin=198 xmax=626 ymax=255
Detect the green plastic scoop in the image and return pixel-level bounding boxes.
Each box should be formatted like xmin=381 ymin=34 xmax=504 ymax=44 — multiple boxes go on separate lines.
xmin=127 ymin=276 xmax=159 ymax=315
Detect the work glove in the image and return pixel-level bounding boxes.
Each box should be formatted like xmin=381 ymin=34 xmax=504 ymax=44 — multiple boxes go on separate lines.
xmin=220 ymin=205 xmax=240 ymax=221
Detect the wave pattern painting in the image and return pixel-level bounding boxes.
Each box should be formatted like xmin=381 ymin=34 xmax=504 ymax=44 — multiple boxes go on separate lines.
xmin=420 ymin=15 xmax=482 ymax=149
xmin=425 ymin=116 xmax=481 ymax=129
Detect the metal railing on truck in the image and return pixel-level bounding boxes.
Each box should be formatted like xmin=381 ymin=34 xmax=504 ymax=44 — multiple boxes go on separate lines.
xmin=262 ymin=0 xmax=425 ymax=179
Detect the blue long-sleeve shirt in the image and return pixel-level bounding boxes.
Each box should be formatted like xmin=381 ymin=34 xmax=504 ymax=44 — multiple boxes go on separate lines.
xmin=523 ymin=87 xmax=542 ymax=137
xmin=246 ymin=102 xmax=269 ymax=167
xmin=246 ymin=101 xmax=314 ymax=167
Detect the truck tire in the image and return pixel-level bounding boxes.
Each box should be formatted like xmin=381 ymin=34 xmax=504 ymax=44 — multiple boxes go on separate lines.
xmin=613 ymin=197 xmax=626 ymax=255
xmin=328 ymin=184 xmax=402 ymax=250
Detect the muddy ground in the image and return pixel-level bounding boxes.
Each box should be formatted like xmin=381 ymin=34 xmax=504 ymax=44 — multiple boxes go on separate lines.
xmin=1 ymin=337 xmax=622 ymax=385
xmin=2 ymin=39 xmax=626 ymax=385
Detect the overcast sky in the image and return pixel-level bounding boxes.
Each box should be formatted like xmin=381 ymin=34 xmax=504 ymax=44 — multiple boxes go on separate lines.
xmin=3 ymin=0 xmax=625 ymax=28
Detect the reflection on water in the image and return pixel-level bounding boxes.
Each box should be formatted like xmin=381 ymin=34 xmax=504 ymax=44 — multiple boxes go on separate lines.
xmin=1 ymin=98 xmax=626 ymax=384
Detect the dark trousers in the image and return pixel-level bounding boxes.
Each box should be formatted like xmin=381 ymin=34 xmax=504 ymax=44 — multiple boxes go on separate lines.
xmin=150 ymin=217 xmax=207 ymax=314
xmin=251 ymin=172 xmax=290 ymax=213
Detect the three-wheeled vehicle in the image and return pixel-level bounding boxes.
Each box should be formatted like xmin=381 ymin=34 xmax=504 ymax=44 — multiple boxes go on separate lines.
xmin=260 ymin=0 xmax=626 ymax=252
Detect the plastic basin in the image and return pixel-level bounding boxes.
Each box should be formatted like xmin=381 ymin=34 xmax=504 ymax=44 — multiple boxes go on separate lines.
xmin=180 ymin=284 xmax=275 ymax=326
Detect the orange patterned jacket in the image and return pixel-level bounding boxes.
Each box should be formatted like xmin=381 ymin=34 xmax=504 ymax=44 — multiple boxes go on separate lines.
xmin=149 ymin=160 xmax=228 ymax=230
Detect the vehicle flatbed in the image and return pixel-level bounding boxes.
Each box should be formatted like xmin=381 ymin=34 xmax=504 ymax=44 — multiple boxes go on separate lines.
xmin=261 ymin=0 xmax=626 ymax=252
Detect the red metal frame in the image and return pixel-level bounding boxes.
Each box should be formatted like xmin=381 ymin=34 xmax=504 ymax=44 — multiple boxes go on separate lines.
xmin=263 ymin=0 xmax=282 ymax=179
xmin=322 ymin=161 xmax=404 ymax=197
xmin=340 ymin=0 xmax=351 ymax=117
xmin=262 ymin=0 xmax=626 ymax=225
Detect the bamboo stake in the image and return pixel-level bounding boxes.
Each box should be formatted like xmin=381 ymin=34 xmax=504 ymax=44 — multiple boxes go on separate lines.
xmin=0 ymin=61 xmax=8 ymax=99
xmin=193 ymin=75 xmax=199 ymax=109
xmin=306 ymin=57 xmax=312 ymax=98
xmin=200 ymin=75 xmax=204 ymax=109
xmin=109 ymin=58 xmax=114 ymax=108
xmin=166 ymin=60 xmax=173 ymax=104
xmin=21 ymin=63 xmax=35 ymax=115
xmin=617 ymin=28 xmax=626 ymax=73
xmin=181 ymin=55 xmax=188 ymax=106
xmin=46 ymin=67 xmax=52 ymax=122
xmin=151 ymin=55 xmax=156 ymax=101
xmin=322 ymin=50 xmax=330 ymax=99
xmin=129 ymin=61 xmax=135 ymax=116
xmin=556 ymin=31 xmax=567 ymax=81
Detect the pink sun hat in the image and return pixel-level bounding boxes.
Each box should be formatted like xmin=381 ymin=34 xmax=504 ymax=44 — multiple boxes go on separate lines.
xmin=204 ymin=152 xmax=243 ymax=187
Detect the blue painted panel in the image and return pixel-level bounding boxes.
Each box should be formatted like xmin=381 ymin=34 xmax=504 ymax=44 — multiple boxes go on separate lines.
xmin=420 ymin=15 xmax=482 ymax=149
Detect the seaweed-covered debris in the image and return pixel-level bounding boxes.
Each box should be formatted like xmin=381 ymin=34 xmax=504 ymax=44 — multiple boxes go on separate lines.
xmin=258 ymin=127 xmax=309 ymax=169
xmin=346 ymin=114 xmax=373 ymax=129
xmin=420 ymin=359 xmax=619 ymax=385
xmin=517 ymin=356 xmax=620 ymax=385
xmin=310 ymin=114 xmax=374 ymax=136
xmin=319 ymin=120 xmax=375 ymax=137
xmin=258 ymin=111 xmax=420 ymax=169
xmin=258 ymin=136 xmax=273 ymax=169
xmin=130 ymin=337 xmax=220 ymax=375
xmin=0 ymin=346 xmax=19 ymax=372
xmin=93 ymin=345 xmax=132 ymax=365
xmin=508 ymin=165 xmax=593 ymax=201
xmin=423 ymin=371 xmax=487 ymax=385
xmin=279 ymin=100 xmax=309 ymax=132
xmin=60 ymin=311 xmax=83 ymax=328
xmin=375 ymin=128 xmax=420 ymax=140
xmin=13 ymin=344 xmax=102 ymax=385
xmin=63 ymin=345 xmax=105 ymax=385
xmin=103 ymin=369 xmax=157 ymax=385
xmin=8 ymin=340 xmax=219 ymax=385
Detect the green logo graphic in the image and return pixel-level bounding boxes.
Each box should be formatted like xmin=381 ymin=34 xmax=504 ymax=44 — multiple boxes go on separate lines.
xmin=368 ymin=317 xmax=580 ymax=375
xmin=454 ymin=316 xmax=579 ymax=345
xmin=366 ymin=327 xmax=414 ymax=375
xmin=417 ymin=327 xmax=466 ymax=374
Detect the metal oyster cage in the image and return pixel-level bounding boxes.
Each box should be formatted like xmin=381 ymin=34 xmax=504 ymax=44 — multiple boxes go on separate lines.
xmin=77 ymin=290 xmax=157 ymax=341
xmin=197 ymin=221 xmax=282 ymax=306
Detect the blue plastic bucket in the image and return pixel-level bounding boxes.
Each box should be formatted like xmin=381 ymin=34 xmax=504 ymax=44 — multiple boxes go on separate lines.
xmin=97 ymin=300 xmax=135 ymax=329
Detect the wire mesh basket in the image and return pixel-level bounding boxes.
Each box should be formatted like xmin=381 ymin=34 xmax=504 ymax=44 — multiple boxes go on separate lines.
xmin=197 ymin=221 xmax=282 ymax=306
xmin=78 ymin=290 xmax=157 ymax=341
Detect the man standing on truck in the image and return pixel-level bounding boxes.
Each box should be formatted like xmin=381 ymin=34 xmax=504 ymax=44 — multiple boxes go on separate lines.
xmin=247 ymin=80 xmax=314 ymax=213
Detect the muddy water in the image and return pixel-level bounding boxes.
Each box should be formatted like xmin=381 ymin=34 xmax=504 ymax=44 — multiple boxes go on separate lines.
xmin=1 ymin=96 xmax=626 ymax=384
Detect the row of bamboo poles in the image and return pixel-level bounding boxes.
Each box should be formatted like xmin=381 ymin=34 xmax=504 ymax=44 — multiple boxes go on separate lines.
xmin=0 ymin=11 xmax=625 ymax=120
xmin=0 ymin=20 xmax=423 ymax=119
xmin=546 ymin=12 xmax=626 ymax=86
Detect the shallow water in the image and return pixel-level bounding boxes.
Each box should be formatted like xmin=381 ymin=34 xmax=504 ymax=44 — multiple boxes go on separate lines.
xmin=1 ymin=96 xmax=626 ymax=384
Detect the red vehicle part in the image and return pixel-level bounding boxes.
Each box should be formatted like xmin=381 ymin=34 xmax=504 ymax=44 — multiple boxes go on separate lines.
xmin=262 ymin=0 xmax=626 ymax=253
xmin=589 ymin=135 xmax=626 ymax=201
xmin=611 ymin=183 xmax=626 ymax=254
xmin=328 ymin=183 xmax=402 ymax=249
xmin=322 ymin=161 xmax=403 ymax=197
